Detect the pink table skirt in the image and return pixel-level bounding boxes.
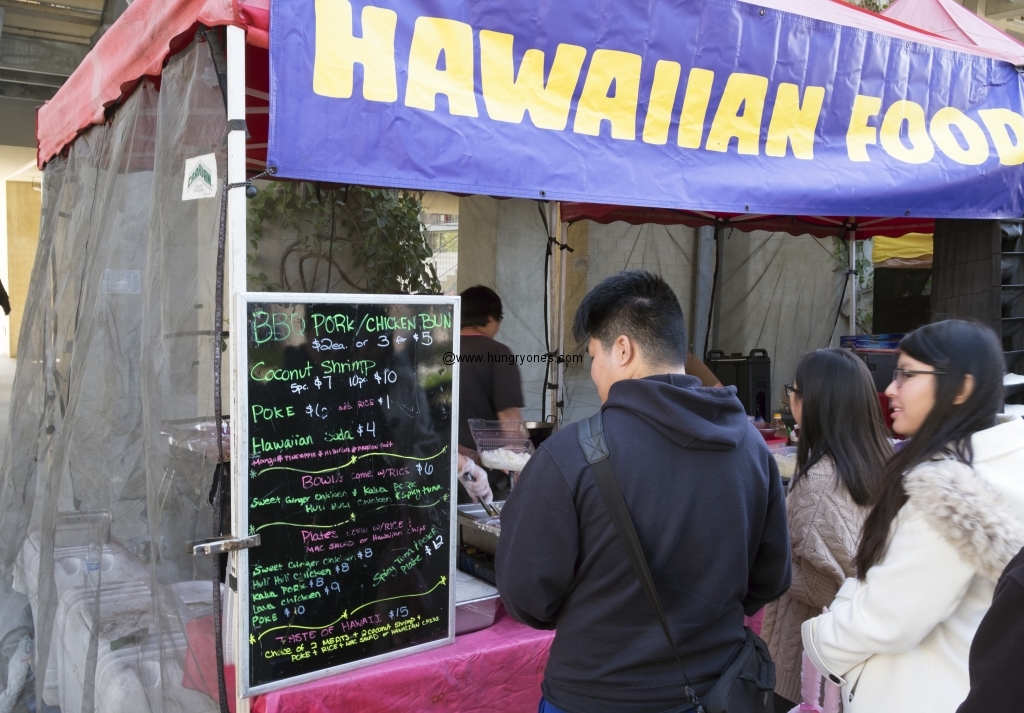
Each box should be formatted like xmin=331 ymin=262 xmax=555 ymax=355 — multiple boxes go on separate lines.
xmin=183 ymin=606 xmax=554 ymax=713
xmin=252 ymin=606 xmax=554 ymax=713
xmin=185 ymin=607 xmax=764 ymax=713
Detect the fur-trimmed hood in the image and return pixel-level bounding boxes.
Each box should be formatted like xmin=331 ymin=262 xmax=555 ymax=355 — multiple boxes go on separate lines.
xmin=905 ymin=451 xmax=1024 ymax=583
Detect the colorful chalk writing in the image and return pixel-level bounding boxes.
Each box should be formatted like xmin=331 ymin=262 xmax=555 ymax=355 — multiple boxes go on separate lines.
xmin=244 ymin=299 xmax=456 ymax=690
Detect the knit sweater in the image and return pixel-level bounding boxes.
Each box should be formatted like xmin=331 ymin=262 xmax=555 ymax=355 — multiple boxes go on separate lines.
xmin=761 ymin=457 xmax=864 ymax=703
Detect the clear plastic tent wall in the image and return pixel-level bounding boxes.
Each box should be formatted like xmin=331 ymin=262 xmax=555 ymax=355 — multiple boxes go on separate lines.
xmin=0 ymin=38 xmax=228 ymax=713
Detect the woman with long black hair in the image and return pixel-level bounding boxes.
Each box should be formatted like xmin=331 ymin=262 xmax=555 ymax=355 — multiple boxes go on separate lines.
xmin=802 ymin=320 xmax=1024 ymax=713
xmin=761 ymin=349 xmax=892 ymax=712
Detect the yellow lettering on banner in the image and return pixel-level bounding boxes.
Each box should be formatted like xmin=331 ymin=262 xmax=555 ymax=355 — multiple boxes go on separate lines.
xmin=765 ymin=83 xmax=825 ymax=160
xmin=312 ymin=0 xmax=398 ymax=101
xmin=479 ymin=31 xmax=586 ymax=131
xmin=641 ymin=60 xmax=682 ymax=145
xmin=978 ymin=109 xmax=1024 ymax=166
xmin=930 ymin=107 xmax=989 ymax=166
xmin=405 ymin=17 xmax=478 ymax=117
xmin=573 ymin=49 xmax=643 ymax=140
xmin=846 ymin=95 xmax=882 ymax=162
xmin=706 ymin=73 xmax=768 ymax=155
xmin=677 ymin=68 xmax=714 ymax=149
xmin=880 ymin=100 xmax=934 ymax=164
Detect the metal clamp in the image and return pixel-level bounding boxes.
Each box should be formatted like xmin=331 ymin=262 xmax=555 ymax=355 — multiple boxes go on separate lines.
xmin=190 ymin=534 xmax=261 ymax=556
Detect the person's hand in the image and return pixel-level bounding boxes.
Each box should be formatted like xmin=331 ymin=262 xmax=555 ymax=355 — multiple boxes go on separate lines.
xmin=457 ymin=445 xmax=481 ymax=466
xmin=457 ymin=458 xmax=493 ymax=504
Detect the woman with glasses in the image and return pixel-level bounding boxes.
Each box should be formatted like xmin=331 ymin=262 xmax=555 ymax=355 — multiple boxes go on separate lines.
xmin=761 ymin=349 xmax=892 ymax=712
xmin=802 ymin=320 xmax=1024 ymax=713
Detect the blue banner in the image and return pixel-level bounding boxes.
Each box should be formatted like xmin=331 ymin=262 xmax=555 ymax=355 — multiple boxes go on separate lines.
xmin=268 ymin=0 xmax=1024 ymax=219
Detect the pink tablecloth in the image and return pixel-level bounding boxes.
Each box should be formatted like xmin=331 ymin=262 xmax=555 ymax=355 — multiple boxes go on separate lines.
xmin=185 ymin=607 xmax=764 ymax=713
xmin=184 ymin=608 xmax=553 ymax=713
xmin=251 ymin=607 xmax=554 ymax=713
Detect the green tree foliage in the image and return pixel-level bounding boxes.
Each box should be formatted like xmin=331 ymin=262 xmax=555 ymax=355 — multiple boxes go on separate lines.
xmin=247 ymin=182 xmax=440 ymax=295
xmin=852 ymin=0 xmax=888 ymax=13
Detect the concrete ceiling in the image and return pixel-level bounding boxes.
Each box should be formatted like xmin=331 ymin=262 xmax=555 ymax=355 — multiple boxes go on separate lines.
xmin=0 ymin=0 xmax=128 ymax=147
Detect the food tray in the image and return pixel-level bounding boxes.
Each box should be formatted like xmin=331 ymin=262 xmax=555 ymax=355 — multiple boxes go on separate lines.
xmin=458 ymin=502 xmax=501 ymax=557
xmin=455 ymin=569 xmax=501 ymax=635
xmin=468 ymin=419 xmax=534 ymax=471
xmin=457 ymin=500 xmax=501 ymax=590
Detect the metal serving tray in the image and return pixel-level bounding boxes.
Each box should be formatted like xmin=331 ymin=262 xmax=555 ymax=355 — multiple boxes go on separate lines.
xmin=455 ymin=569 xmax=501 ymax=635
xmin=457 ymin=503 xmax=501 ymax=555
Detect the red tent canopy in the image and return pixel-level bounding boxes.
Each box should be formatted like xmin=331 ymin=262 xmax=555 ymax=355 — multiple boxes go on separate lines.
xmin=883 ymin=0 xmax=1024 ymax=64
xmin=35 ymin=0 xmax=270 ymax=169
xmin=557 ymin=203 xmax=936 ymax=239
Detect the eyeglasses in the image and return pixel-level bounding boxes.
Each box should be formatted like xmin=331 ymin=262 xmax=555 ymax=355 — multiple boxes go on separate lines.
xmin=784 ymin=383 xmax=802 ymax=398
xmin=892 ymin=368 xmax=946 ymax=388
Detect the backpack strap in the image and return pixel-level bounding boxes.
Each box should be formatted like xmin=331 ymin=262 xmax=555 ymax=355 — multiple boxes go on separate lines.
xmin=577 ymin=411 xmax=704 ymax=713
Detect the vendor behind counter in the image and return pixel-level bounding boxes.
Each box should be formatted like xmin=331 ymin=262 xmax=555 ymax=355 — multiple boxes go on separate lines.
xmin=458 ymin=286 xmax=524 ymax=502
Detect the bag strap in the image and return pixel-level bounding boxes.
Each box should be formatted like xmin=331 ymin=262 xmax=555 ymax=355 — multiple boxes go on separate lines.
xmin=578 ymin=411 xmax=705 ymax=713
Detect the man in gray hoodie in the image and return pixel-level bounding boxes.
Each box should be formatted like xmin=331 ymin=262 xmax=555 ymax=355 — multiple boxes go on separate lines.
xmin=497 ymin=270 xmax=790 ymax=713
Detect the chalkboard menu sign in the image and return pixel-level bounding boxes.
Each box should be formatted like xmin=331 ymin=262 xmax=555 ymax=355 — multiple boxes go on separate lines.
xmin=237 ymin=294 xmax=459 ymax=694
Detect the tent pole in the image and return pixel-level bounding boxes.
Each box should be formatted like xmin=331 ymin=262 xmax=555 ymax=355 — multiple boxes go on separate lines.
xmin=692 ymin=225 xmax=715 ymax=359
xmin=546 ymin=202 xmax=560 ymax=423
xmin=849 ymin=229 xmax=857 ymax=335
xmin=226 ymin=24 xmax=249 ymax=713
xmin=711 ymin=226 xmax=724 ymax=350
xmin=556 ymin=220 xmax=568 ymax=428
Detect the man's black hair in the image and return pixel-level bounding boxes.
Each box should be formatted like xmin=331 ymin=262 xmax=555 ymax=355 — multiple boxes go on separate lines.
xmin=572 ymin=270 xmax=687 ymax=366
xmin=460 ymin=285 xmax=504 ymax=328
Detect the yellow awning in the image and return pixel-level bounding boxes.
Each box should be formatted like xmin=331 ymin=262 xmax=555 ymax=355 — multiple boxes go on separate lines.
xmin=872 ymin=233 xmax=933 ymax=263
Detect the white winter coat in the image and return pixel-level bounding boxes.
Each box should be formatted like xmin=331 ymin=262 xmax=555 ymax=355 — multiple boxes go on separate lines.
xmin=801 ymin=415 xmax=1024 ymax=713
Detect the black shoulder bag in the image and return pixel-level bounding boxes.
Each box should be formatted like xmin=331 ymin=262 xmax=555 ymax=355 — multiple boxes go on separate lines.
xmin=577 ymin=411 xmax=775 ymax=713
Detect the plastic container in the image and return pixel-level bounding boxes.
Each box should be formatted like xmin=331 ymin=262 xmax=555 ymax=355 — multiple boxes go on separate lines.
xmin=84 ymin=543 xmax=101 ymax=590
xmin=467 ymin=419 xmax=535 ymax=471
xmin=57 ymin=580 xmax=218 ymax=713
xmin=770 ymin=413 xmax=788 ymax=440
xmin=161 ymin=419 xmax=231 ymax=461
xmin=839 ymin=334 xmax=905 ymax=351
xmin=14 ymin=527 xmax=149 ymax=706
xmin=770 ymin=446 xmax=798 ymax=482
xmin=95 ymin=632 xmax=218 ymax=713
xmin=57 ymin=581 xmax=151 ymax=713
xmin=53 ymin=510 xmax=113 ymax=548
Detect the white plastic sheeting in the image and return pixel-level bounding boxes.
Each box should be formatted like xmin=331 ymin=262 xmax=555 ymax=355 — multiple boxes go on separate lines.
xmin=457 ymin=218 xmax=849 ymax=426
xmin=457 ymin=196 xmax=548 ymax=422
xmin=559 ymin=221 xmax=700 ymax=425
xmin=718 ymin=229 xmax=849 ymax=411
